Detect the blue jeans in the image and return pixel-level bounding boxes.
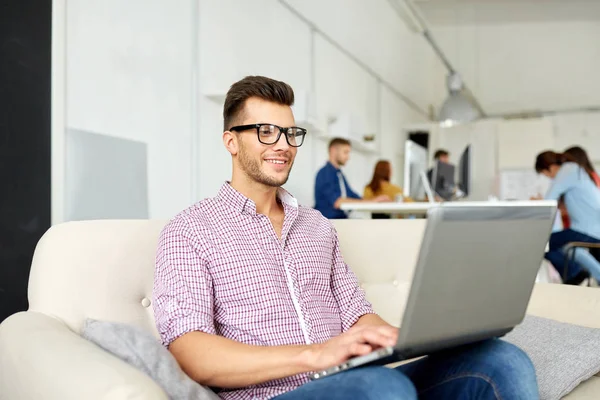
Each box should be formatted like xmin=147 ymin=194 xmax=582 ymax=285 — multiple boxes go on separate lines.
xmin=274 ymin=339 xmax=538 ymax=400
xmin=545 ymin=229 xmax=600 ymax=281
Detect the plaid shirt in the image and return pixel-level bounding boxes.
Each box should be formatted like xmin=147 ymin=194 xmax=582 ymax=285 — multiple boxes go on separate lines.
xmin=153 ymin=183 xmax=374 ymax=400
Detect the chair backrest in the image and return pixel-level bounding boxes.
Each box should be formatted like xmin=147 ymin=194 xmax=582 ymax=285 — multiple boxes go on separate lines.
xmin=27 ymin=219 xmax=426 ymax=335
xmin=28 ymin=220 xmax=169 ymax=335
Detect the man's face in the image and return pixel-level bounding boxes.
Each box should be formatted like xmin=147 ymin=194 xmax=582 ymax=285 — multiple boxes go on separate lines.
xmin=232 ymin=97 xmax=297 ymax=187
xmin=439 ymin=155 xmax=450 ymax=164
xmin=333 ymin=144 xmax=351 ymax=166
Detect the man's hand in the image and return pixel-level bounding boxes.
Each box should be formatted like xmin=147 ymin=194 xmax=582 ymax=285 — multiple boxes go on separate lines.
xmin=306 ymin=324 xmax=398 ymax=371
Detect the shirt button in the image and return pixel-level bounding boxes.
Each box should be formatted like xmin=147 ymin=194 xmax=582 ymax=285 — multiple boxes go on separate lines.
xmin=141 ymin=297 xmax=151 ymax=307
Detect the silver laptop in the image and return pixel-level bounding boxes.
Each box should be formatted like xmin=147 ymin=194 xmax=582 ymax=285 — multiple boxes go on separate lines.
xmin=310 ymin=201 xmax=557 ymax=380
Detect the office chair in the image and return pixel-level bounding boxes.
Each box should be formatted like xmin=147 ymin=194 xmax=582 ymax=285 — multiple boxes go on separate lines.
xmin=563 ymin=242 xmax=600 ymax=286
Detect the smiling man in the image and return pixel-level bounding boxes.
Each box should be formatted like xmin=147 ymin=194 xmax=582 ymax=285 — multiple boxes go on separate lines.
xmin=153 ymin=76 xmax=538 ymax=400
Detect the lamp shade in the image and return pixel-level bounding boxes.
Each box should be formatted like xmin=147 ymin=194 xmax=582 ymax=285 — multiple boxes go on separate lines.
xmin=438 ymin=91 xmax=482 ymax=125
xmin=437 ymin=72 xmax=482 ymax=125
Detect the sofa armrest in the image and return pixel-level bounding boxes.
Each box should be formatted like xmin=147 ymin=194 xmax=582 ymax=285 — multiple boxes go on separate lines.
xmin=528 ymin=283 xmax=600 ymax=328
xmin=0 ymin=312 xmax=168 ymax=400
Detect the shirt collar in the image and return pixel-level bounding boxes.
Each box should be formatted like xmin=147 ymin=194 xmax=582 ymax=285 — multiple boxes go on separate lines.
xmin=327 ymin=161 xmax=341 ymax=172
xmin=218 ymin=182 xmax=298 ymax=215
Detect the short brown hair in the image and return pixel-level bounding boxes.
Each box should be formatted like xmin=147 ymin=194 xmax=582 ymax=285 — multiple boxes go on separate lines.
xmin=328 ymin=137 xmax=351 ymax=150
xmin=434 ymin=149 xmax=449 ymax=160
xmin=223 ymin=76 xmax=295 ymax=131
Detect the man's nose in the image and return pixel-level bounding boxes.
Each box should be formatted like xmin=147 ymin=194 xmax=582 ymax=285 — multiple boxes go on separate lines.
xmin=273 ymin=131 xmax=290 ymax=151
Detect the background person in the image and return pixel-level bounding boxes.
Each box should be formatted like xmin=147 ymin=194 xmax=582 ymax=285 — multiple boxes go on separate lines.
xmin=427 ymin=149 xmax=454 ymax=200
xmin=564 ymin=146 xmax=600 ymax=186
xmin=363 ymin=160 xmax=404 ymax=201
xmin=314 ymin=138 xmax=388 ymax=219
xmin=535 ymin=151 xmax=600 ymax=284
xmin=559 ymin=146 xmax=600 ymax=229
xmin=364 ymin=160 xmax=408 ymax=219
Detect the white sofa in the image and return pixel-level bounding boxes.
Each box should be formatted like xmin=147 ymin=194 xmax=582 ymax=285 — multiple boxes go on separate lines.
xmin=1 ymin=219 xmax=600 ymax=399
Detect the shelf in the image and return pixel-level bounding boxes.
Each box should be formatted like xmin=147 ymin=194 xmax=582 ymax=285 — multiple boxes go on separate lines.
xmin=205 ymin=93 xmax=226 ymax=104
xmin=315 ymin=134 xmax=378 ymax=154
xmin=299 ymin=117 xmax=327 ymax=135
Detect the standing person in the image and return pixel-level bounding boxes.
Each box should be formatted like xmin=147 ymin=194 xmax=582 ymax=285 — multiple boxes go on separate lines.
xmin=153 ymin=75 xmax=538 ymax=400
xmin=560 ymin=146 xmax=600 ymax=229
xmin=427 ymin=149 xmax=454 ymax=200
xmin=535 ymin=151 xmax=600 ymax=284
xmin=314 ymin=138 xmax=388 ymax=219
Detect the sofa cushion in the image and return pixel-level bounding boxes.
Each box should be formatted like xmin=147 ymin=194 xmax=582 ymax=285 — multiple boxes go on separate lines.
xmin=503 ymin=315 xmax=600 ymax=400
xmin=82 ymin=319 xmax=220 ymax=400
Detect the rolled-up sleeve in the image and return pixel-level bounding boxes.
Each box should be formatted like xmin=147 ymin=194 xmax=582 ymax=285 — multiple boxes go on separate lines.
xmin=329 ymin=227 xmax=375 ymax=331
xmin=153 ymin=218 xmax=216 ymax=347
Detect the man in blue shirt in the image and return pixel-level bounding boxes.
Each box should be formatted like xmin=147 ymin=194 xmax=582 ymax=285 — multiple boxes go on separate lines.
xmin=314 ymin=138 xmax=388 ymax=219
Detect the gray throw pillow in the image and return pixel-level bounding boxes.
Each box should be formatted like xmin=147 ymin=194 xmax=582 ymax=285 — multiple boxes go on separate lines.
xmin=82 ymin=319 xmax=220 ymax=400
xmin=503 ymin=315 xmax=600 ymax=400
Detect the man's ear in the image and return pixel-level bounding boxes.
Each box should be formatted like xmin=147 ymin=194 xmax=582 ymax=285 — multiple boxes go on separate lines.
xmin=223 ymin=130 xmax=239 ymax=156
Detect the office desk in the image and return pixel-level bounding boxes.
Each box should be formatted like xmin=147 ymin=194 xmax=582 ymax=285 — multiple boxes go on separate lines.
xmin=340 ymin=200 xmax=557 ymax=216
xmin=340 ymin=202 xmax=438 ymax=215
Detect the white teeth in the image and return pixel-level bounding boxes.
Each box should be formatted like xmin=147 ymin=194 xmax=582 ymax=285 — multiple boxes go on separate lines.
xmin=266 ymin=160 xmax=285 ymax=164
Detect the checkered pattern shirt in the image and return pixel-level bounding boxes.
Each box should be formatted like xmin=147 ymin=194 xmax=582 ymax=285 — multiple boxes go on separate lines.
xmin=153 ymin=183 xmax=374 ymax=400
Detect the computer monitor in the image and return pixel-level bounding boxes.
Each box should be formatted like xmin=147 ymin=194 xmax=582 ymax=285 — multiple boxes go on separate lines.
xmin=458 ymin=144 xmax=471 ymax=197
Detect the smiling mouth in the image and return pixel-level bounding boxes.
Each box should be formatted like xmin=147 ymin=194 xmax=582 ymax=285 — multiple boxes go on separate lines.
xmin=265 ymin=159 xmax=287 ymax=165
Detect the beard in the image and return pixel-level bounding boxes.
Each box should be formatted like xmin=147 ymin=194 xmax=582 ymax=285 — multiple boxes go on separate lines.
xmin=238 ymin=140 xmax=294 ymax=187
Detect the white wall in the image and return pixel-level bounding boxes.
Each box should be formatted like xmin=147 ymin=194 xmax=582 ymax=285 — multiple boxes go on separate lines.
xmin=197 ymin=0 xmax=439 ymax=206
xmin=430 ymin=21 xmax=600 ymax=116
xmin=285 ymin=0 xmax=440 ymax=112
xmin=552 ymin=112 xmax=600 ymax=162
xmin=56 ymin=0 xmax=196 ymax=221
xmin=54 ymin=0 xmax=440 ymax=221
xmin=380 ymin=86 xmax=426 ymax=188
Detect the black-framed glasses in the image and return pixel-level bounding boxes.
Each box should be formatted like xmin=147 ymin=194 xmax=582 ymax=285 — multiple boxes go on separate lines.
xmin=229 ymin=123 xmax=307 ymax=147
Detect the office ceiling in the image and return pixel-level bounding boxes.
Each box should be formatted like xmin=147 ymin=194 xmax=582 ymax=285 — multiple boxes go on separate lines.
xmin=413 ymin=0 xmax=600 ymax=25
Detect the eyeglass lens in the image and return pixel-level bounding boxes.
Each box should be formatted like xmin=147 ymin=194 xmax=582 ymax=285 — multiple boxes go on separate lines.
xmin=258 ymin=125 xmax=305 ymax=147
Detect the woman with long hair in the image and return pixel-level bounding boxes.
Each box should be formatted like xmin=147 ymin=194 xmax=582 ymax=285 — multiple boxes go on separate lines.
xmin=535 ymin=150 xmax=600 ymax=284
xmin=559 ymin=146 xmax=600 ymax=230
xmin=364 ymin=160 xmax=403 ymax=219
xmin=364 ymin=160 xmax=403 ymax=200
xmin=564 ymin=146 xmax=600 ymax=186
